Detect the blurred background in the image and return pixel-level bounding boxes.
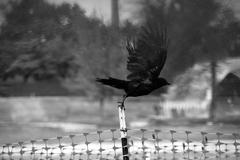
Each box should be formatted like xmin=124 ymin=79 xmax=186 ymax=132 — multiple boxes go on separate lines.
xmin=0 ymin=0 xmax=240 ymax=144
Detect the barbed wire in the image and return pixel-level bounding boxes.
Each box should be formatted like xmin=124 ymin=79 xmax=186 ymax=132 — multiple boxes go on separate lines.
xmin=0 ymin=128 xmax=239 ymax=160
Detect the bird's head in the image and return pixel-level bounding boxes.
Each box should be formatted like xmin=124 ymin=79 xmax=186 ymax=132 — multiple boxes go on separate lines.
xmin=154 ymin=78 xmax=170 ymax=87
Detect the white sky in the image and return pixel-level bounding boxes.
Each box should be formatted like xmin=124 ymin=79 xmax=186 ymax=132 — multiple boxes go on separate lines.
xmin=1 ymin=0 xmax=238 ymax=25
xmin=0 ymin=0 xmax=140 ymax=26
xmin=46 ymin=0 xmax=138 ymax=24
xmin=46 ymin=0 xmax=240 ymax=24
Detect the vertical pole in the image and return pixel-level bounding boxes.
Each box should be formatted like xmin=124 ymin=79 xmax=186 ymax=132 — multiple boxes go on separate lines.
xmin=118 ymin=102 xmax=129 ymax=160
xmin=210 ymin=59 xmax=217 ymax=121
xmin=111 ymin=0 xmax=119 ymax=29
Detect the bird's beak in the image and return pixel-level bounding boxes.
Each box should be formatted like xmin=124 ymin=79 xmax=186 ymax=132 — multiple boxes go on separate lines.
xmin=167 ymin=82 xmax=171 ymax=85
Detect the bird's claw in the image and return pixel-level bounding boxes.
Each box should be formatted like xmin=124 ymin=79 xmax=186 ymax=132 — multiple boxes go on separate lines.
xmin=118 ymin=95 xmax=126 ymax=109
xmin=118 ymin=101 xmax=125 ymax=109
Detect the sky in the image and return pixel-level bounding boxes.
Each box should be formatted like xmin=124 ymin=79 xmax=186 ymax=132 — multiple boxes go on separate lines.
xmin=0 ymin=0 xmax=239 ymax=25
xmin=36 ymin=0 xmax=240 ymax=23
xmin=0 ymin=0 xmax=139 ymax=26
xmin=47 ymin=0 xmax=112 ymax=23
xmin=46 ymin=0 xmax=139 ymax=24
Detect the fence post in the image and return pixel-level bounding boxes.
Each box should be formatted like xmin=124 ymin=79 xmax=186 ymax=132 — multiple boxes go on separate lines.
xmin=118 ymin=102 xmax=129 ymax=160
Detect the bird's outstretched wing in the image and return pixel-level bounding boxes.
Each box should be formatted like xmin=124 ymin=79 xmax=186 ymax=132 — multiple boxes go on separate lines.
xmin=126 ymin=25 xmax=168 ymax=82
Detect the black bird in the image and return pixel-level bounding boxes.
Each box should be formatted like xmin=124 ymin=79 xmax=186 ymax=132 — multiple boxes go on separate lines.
xmin=96 ymin=25 xmax=170 ymax=105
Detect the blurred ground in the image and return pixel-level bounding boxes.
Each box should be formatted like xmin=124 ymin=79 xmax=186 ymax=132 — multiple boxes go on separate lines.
xmin=0 ymin=96 xmax=240 ymax=144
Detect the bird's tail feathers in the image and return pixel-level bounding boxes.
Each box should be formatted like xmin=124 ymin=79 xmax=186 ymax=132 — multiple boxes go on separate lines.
xmin=96 ymin=77 xmax=128 ymax=90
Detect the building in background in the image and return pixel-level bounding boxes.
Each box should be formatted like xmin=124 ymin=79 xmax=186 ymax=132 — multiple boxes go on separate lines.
xmin=158 ymin=58 xmax=240 ymax=120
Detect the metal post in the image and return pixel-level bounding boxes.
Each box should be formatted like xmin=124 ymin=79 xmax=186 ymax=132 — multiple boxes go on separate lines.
xmin=118 ymin=102 xmax=129 ymax=160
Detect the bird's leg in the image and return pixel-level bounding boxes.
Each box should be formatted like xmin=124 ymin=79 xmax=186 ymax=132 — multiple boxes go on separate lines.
xmin=118 ymin=95 xmax=127 ymax=109
xmin=122 ymin=95 xmax=127 ymax=108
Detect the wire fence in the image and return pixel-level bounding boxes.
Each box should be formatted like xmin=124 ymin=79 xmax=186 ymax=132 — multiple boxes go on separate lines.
xmin=1 ymin=128 xmax=240 ymax=160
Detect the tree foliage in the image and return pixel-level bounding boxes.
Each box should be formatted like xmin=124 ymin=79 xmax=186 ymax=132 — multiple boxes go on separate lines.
xmin=138 ymin=0 xmax=240 ymax=80
xmin=0 ymin=0 xmax=85 ymax=82
xmin=0 ymin=0 xmax=136 ymax=97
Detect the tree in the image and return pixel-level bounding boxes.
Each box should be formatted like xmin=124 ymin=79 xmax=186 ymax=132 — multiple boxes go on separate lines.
xmin=137 ymin=0 xmax=240 ymax=120
xmin=0 ymin=0 xmax=82 ymax=82
xmin=0 ymin=0 xmax=138 ymax=113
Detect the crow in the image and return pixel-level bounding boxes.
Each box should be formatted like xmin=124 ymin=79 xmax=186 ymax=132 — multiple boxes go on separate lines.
xmin=96 ymin=25 xmax=170 ymax=105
